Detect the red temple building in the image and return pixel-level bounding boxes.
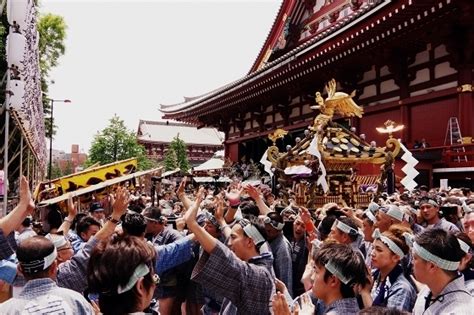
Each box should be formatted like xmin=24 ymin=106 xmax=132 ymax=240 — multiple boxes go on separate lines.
xmin=161 ymin=0 xmax=474 ymax=188
xmin=136 ymin=120 xmax=223 ymax=166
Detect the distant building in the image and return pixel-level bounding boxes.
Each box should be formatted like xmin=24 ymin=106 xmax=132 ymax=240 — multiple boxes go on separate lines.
xmin=137 ymin=120 xmax=223 ymax=165
xmin=55 ymin=145 xmax=88 ymax=174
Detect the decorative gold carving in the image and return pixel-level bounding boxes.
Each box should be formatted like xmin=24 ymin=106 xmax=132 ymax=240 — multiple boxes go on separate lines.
xmin=266 ymin=146 xmax=280 ymax=164
xmin=459 ymin=84 xmax=473 ymax=92
xmin=268 ymin=128 xmax=288 ymax=145
xmin=376 ymin=120 xmax=404 ymax=139
xmin=310 ymin=79 xmax=363 ymax=131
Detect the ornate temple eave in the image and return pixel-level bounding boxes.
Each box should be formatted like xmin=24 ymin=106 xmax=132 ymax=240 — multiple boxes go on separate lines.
xmin=161 ymin=0 xmax=390 ymax=120
xmin=162 ymin=0 xmax=455 ymax=125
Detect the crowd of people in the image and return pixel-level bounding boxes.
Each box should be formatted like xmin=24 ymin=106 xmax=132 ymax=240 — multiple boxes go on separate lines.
xmin=0 ymin=174 xmax=473 ymax=314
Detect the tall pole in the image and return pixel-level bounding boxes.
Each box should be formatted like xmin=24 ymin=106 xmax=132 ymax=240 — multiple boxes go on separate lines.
xmin=20 ymin=134 xmax=23 ymax=176
xmin=48 ymin=99 xmax=54 ymax=182
xmin=2 ymin=105 xmax=9 ymax=217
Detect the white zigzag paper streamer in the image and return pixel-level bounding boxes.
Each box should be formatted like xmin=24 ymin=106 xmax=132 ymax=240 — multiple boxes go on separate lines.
xmin=399 ymin=142 xmax=419 ymax=191
xmin=260 ymin=150 xmax=274 ymax=177
xmin=308 ymin=134 xmax=329 ymax=193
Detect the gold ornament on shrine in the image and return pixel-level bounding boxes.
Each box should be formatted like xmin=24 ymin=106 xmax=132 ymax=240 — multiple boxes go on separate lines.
xmin=376 ymin=120 xmax=404 ymax=138
xmin=268 ymin=128 xmax=288 ymax=145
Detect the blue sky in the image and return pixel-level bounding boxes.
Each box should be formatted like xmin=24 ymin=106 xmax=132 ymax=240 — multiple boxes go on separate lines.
xmin=40 ymin=0 xmax=281 ymax=153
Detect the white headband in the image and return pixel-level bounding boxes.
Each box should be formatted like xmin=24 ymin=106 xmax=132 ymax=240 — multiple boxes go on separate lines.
xmin=365 ymin=210 xmax=377 ymax=224
xmin=45 ymin=233 xmax=68 ymax=249
xmin=372 ymin=229 xmax=405 ymax=258
xmin=462 ymin=201 xmax=473 ymax=214
xmin=368 ymin=202 xmax=380 ymax=213
xmin=457 ymin=238 xmax=470 ymax=254
xmin=333 ymin=219 xmax=359 ymax=236
xmin=263 ymin=216 xmax=285 ymax=230
xmin=386 ymin=205 xmax=404 ymax=222
xmin=413 ymin=242 xmax=459 ymax=271
xmin=325 ymin=259 xmax=352 ymax=285
xmin=43 ymin=248 xmax=57 ymax=270
xmin=117 ymin=263 xmax=150 ymax=294
xmin=20 ymin=248 xmax=57 ymax=273
xmin=241 ymin=222 xmax=266 ymax=246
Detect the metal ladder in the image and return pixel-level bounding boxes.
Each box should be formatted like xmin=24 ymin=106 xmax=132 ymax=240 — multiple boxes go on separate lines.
xmin=444 ymin=117 xmax=467 ymax=162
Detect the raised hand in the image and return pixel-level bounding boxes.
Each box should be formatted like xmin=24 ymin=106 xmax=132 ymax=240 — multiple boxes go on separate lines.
xmin=244 ymin=184 xmax=261 ymax=201
xmin=176 ymin=177 xmax=187 ymax=198
xmin=225 ymin=184 xmax=243 ymax=205
xmin=271 ymin=292 xmax=291 ymax=315
xmin=214 ymin=194 xmax=225 ymax=224
xmin=184 ymin=186 xmax=205 ymax=227
xmin=298 ymin=292 xmax=315 ymax=314
xmin=340 ymin=207 xmax=355 ymax=218
xmin=112 ymin=186 xmax=130 ymax=218
xmin=299 ymin=207 xmax=312 ymax=224
xmin=67 ymin=194 xmax=78 ymax=218
xmin=19 ymin=175 xmax=35 ymax=214
xmin=275 ymin=278 xmax=287 ymax=295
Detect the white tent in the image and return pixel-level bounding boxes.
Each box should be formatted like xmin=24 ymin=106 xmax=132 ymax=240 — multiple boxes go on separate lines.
xmin=193 ymin=176 xmax=232 ymax=183
xmin=193 ymin=157 xmax=225 ymax=171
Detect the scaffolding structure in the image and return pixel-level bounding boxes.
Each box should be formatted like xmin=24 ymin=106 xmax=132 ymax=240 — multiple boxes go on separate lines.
xmin=1 ymin=0 xmax=46 ymax=216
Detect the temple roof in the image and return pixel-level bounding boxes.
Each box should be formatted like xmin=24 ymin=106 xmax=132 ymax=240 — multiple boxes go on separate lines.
xmin=137 ymin=120 xmax=224 ymax=146
xmin=160 ymin=0 xmax=454 ymax=125
xmin=160 ymin=0 xmax=387 ymax=118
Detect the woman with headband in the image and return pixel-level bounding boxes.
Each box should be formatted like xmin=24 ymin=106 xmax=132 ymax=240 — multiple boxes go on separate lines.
xmin=359 ymin=225 xmax=416 ymax=312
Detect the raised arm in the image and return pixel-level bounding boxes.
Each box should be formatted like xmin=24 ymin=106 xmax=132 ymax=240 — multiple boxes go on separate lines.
xmin=176 ymin=177 xmax=193 ymax=210
xmin=224 ymin=185 xmax=243 ymax=223
xmin=245 ymin=184 xmax=271 ymax=215
xmin=56 ymin=186 xmax=130 ymax=292
xmin=184 ymin=187 xmax=217 ymax=253
xmin=214 ymin=194 xmax=231 ymax=239
xmin=0 ymin=176 xmax=35 ymax=235
xmin=57 ymin=195 xmax=78 ymax=235
xmin=94 ymin=186 xmax=129 ymax=241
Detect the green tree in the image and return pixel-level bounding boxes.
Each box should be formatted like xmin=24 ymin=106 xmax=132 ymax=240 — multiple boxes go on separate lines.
xmin=37 ymin=12 xmax=67 ymax=138
xmin=87 ymin=115 xmax=154 ymax=170
xmin=38 ymin=13 xmax=67 ymax=76
xmin=163 ymin=147 xmax=178 ymax=171
xmin=49 ymin=163 xmax=63 ymax=179
xmin=63 ymin=160 xmax=73 ymax=176
xmin=164 ymin=135 xmax=190 ymax=172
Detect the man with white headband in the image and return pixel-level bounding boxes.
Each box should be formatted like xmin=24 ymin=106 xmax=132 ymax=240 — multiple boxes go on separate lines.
xmin=263 ymin=211 xmax=293 ymax=297
xmin=311 ymin=242 xmax=368 ymax=314
xmin=412 ymin=228 xmax=474 ymax=314
xmin=419 ymin=198 xmax=459 ymax=232
xmin=0 ymin=236 xmax=93 ymax=314
xmin=329 ymin=217 xmax=363 ymax=255
xmin=375 ymin=205 xmax=404 ymax=233
xmin=185 ymin=187 xmax=275 ymax=314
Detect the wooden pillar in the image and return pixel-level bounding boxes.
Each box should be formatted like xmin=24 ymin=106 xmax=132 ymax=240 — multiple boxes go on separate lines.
xmin=399 ymin=101 xmax=410 ymax=144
